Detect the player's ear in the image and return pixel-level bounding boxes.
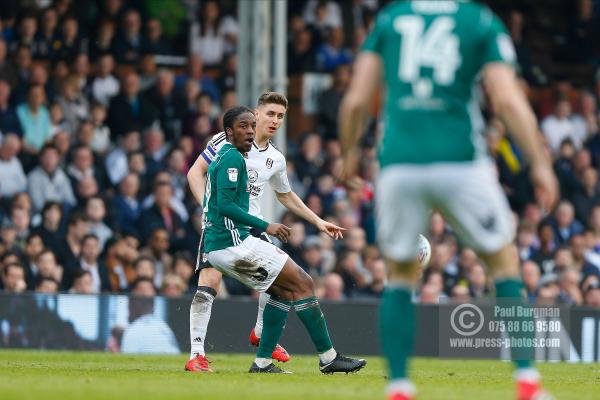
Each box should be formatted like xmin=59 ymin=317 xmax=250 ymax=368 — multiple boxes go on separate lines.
xmin=253 ymin=108 xmax=259 ymax=118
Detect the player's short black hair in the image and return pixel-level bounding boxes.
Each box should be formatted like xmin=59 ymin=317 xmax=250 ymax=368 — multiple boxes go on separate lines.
xmin=222 ymin=105 xmax=254 ymax=132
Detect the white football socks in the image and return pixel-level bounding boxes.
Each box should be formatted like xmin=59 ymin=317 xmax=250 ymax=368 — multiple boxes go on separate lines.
xmin=319 ymin=347 xmax=337 ymax=364
xmin=189 ymin=288 xmax=215 ymax=359
xmin=254 ymin=292 xmax=271 ymax=338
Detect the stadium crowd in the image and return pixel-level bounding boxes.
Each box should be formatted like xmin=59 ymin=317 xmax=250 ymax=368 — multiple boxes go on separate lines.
xmin=0 ymin=0 xmax=599 ymax=309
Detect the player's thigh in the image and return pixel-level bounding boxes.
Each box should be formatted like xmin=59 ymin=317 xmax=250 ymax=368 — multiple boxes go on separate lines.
xmin=271 ymin=257 xmax=313 ymax=298
xmin=207 ymin=236 xmax=288 ymax=293
xmin=432 ymin=161 xmax=515 ymax=254
xmin=376 ymin=165 xmax=431 ymax=262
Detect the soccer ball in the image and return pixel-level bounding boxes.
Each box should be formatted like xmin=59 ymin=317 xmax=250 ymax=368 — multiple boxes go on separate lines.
xmin=417 ymin=234 xmax=432 ymax=267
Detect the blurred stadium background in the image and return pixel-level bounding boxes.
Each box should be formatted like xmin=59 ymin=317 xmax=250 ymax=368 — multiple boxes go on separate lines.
xmin=0 ymin=0 xmax=600 ymax=365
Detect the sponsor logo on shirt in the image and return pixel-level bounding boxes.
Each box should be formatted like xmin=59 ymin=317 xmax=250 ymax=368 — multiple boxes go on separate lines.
xmin=248 ymin=169 xmax=258 ymax=183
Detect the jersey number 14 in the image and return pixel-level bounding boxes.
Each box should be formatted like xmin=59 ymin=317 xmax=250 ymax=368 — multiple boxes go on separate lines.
xmin=394 ymin=15 xmax=462 ymax=86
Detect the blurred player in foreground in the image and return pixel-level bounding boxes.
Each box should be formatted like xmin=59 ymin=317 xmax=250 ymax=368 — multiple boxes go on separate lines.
xmin=185 ymin=93 xmax=346 ymax=372
xmin=200 ymin=106 xmax=366 ymax=374
xmin=339 ymin=1 xmax=558 ymax=399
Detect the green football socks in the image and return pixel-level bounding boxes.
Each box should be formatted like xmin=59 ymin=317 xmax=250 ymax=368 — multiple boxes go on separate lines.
xmin=294 ymin=297 xmax=334 ymax=353
xmin=379 ymin=286 xmax=415 ymax=379
xmin=256 ymin=296 xmax=292 ymax=358
xmin=495 ymin=278 xmax=534 ymax=369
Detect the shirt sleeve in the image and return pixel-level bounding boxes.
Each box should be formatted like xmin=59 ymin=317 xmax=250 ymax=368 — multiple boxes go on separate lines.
xmin=215 ymin=150 xmax=243 ymax=190
xmin=479 ymin=7 xmax=516 ymax=67
xmin=269 ymin=159 xmax=292 ymax=194
xmin=361 ymin=12 xmax=387 ymax=55
xmin=199 ymin=133 xmax=226 ymax=165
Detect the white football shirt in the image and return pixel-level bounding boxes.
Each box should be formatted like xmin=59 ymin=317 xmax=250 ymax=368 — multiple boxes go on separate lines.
xmin=199 ymin=132 xmax=291 ymax=220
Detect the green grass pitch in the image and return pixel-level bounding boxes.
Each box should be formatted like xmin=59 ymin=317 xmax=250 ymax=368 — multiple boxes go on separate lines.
xmin=0 ymin=350 xmax=599 ymax=400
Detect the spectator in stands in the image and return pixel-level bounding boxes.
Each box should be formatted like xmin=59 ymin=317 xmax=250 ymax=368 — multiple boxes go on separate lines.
xmin=176 ymin=54 xmax=220 ymax=103
xmin=548 ymin=201 xmax=585 ymax=245
xmin=55 ymin=211 xmax=90 ymax=286
xmin=335 ymin=250 xmax=368 ymax=297
xmin=0 ymin=39 xmax=18 ymax=88
xmin=572 ymin=167 xmax=600 ymax=224
xmin=0 ymin=79 xmax=22 ymax=136
xmin=282 ymin=221 xmax=306 ymax=262
xmin=35 ymin=276 xmax=59 ymax=294
xmin=105 ymin=236 xmax=139 ymax=292
xmin=0 ymin=134 xmax=26 ymax=203
xmin=574 ymin=91 xmax=599 ymax=139
xmin=111 ymin=172 xmax=142 ymax=235
xmin=34 ymin=7 xmax=59 ymax=60
xmin=559 ymin=268 xmax=583 ymax=305
xmin=145 ymin=69 xmax=184 ymax=140
xmin=1 ymin=262 xmax=26 ymax=293
xmin=92 ymin=53 xmax=120 ymax=107
xmin=138 ymin=54 xmax=158 ymax=92
xmin=522 ymin=260 xmax=541 ymax=303
xmin=301 ymin=235 xmax=324 ymax=277
xmin=56 ymin=75 xmax=89 ymax=135
xmin=160 ymin=273 xmax=186 ymax=298
xmin=17 ymin=85 xmax=52 ymax=153
xmin=189 ymin=0 xmax=238 ymax=68
xmin=217 ymin=53 xmax=237 ymax=94
xmin=21 ymin=232 xmax=44 ymax=289
xmin=112 ymin=9 xmax=145 ymax=65
xmin=294 ymin=132 xmax=324 ymax=186
xmin=315 ymin=27 xmax=352 ymax=73
xmin=85 ymin=196 xmax=112 ymax=250
xmin=70 ymin=269 xmax=94 ymax=294
xmin=541 ymin=98 xmax=586 ymax=152
xmin=54 ymin=15 xmax=86 ymax=62
xmin=507 ymin=9 xmax=537 ymax=85
xmin=139 ymin=228 xmax=173 ymax=288
xmin=105 ymin=130 xmax=141 ymax=185
xmin=89 ymin=20 xmax=115 ymax=62
xmin=35 ymin=249 xmax=63 ymax=287
xmin=107 ymin=72 xmax=157 ymax=138
xmin=144 ymin=18 xmax=173 ymax=55
xmin=304 ymin=0 xmax=343 ymax=40
xmin=67 ymin=145 xmax=106 ymax=191
xmin=89 ymin=103 xmax=111 ymax=155
xmin=584 ymin=281 xmax=600 ymax=307
xmin=132 ymin=256 xmax=156 ymax=285
xmin=172 ymin=252 xmax=196 ymax=292
xmin=10 ymin=13 xmax=37 ymax=55
xmin=355 ymin=257 xmax=386 ymax=298
xmin=32 ymin=201 xmax=62 ymax=250
xmin=321 ymin=272 xmax=345 ymax=301
xmin=288 ymin=27 xmax=316 ymax=74
xmin=129 ymin=277 xmax=157 ymax=297
xmin=419 ymin=284 xmax=440 ymax=304
xmin=10 ymin=207 xmax=30 ymax=250
xmin=317 ymin=63 xmax=350 ymax=140
xmin=27 ymin=144 xmax=75 ymax=212
xmin=76 ymin=233 xmax=110 ymax=293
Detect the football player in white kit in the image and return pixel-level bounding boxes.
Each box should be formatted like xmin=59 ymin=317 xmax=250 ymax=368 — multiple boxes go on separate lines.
xmin=185 ymin=92 xmax=345 ymax=372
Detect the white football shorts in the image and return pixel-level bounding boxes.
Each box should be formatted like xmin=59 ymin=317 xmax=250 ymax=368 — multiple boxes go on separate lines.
xmin=207 ymin=235 xmax=289 ymax=292
xmin=377 ymin=160 xmax=515 ymax=261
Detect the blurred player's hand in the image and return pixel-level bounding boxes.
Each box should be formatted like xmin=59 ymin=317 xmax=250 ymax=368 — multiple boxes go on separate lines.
xmin=340 ymin=148 xmax=360 ymax=183
xmin=316 ymin=219 xmax=345 ymax=240
xmin=266 ymin=223 xmax=291 ymax=243
xmin=530 ymin=163 xmax=559 ymax=212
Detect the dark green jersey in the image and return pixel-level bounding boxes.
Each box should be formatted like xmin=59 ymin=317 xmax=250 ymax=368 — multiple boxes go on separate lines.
xmin=362 ymin=0 xmax=516 ymax=166
xmin=203 ymin=143 xmax=268 ymax=252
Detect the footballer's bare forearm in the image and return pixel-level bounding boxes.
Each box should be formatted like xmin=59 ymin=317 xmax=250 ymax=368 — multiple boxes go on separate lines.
xmin=339 ymin=52 xmax=382 ymax=155
xmin=187 ymin=156 xmax=209 ymax=205
xmin=276 ymin=191 xmax=320 ymax=226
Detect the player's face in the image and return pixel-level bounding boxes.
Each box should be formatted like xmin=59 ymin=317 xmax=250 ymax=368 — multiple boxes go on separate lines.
xmin=229 ymin=112 xmax=256 ymax=152
xmin=255 ymin=103 xmax=286 ymax=138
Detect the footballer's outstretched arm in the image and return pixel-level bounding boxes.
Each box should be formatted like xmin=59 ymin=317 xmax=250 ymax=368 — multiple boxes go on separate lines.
xmin=339 ymin=52 xmax=382 ymax=180
xmin=187 ymin=155 xmax=209 ymax=206
xmin=276 ymin=191 xmax=345 ymax=239
xmin=483 ymin=63 xmax=558 ymax=211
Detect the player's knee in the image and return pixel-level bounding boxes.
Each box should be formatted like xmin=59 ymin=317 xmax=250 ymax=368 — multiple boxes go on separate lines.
xmin=296 ymin=268 xmax=315 ymax=297
xmin=198 ymin=268 xmax=222 ymax=290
